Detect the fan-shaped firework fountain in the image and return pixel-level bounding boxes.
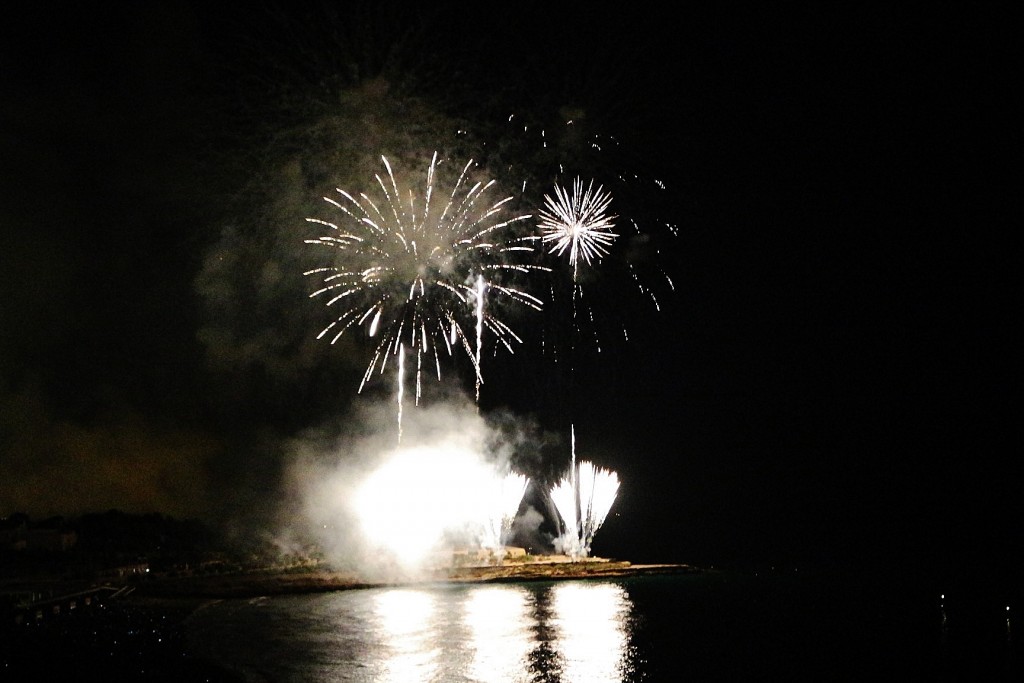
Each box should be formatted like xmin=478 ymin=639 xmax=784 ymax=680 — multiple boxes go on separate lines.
xmin=550 ymin=460 xmax=620 ymax=560
xmin=549 ymin=430 xmax=621 ymax=559
xmin=305 ymin=152 xmax=545 ymax=436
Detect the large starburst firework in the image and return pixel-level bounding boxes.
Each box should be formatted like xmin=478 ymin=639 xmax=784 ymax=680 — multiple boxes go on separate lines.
xmin=304 ymin=153 xmax=543 ymax=408
xmin=537 ymin=177 xmax=618 ymax=278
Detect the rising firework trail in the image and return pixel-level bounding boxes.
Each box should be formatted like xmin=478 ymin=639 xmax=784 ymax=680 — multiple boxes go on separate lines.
xmin=305 ymin=153 xmax=545 ymax=435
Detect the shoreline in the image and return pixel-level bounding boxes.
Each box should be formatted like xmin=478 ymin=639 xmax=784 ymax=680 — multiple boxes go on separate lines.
xmin=129 ymin=559 xmax=702 ymax=601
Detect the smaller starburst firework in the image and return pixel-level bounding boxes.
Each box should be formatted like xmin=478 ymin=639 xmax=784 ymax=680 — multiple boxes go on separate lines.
xmin=537 ymin=177 xmax=618 ymax=278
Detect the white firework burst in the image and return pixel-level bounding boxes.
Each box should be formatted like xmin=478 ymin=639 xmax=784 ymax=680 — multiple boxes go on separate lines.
xmin=537 ymin=177 xmax=618 ymax=278
xmin=304 ymin=152 xmax=544 ymax=412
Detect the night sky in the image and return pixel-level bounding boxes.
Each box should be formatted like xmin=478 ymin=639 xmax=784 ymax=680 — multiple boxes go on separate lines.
xmin=1 ymin=3 xmax=1016 ymax=584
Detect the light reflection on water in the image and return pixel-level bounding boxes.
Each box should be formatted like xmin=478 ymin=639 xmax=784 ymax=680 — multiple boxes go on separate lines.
xmin=368 ymin=582 xmax=633 ymax=682
xmin=550 ymin=583 xmax=633 ymax=682
xmin=185 ymin=574 xmax=1023 ymax=681
xmin=374 ymin=589 xmax=441 ymax=682
xmin=464 ymin=585 xmax=534 ymax=682
xmin=187 ymin=580 xmax=635 ymax=682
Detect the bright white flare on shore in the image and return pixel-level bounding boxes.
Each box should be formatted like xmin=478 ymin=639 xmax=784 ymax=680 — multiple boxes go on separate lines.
xmin=305 ymin=153 xmax=543 ymax=410
xmin=550 ymin=460 xmax=620 ymax=559
xmin=353 ymin=446 xmax=529 ymax=568
xmin=538 ymin=177 xmax=617 ymax=278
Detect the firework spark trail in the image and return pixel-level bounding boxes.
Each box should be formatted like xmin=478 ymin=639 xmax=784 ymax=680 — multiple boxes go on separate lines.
xmin=475 ymin=274 xmax=485 ymax=404
xmin=537 ymin=177 xmax=618 ymax=280
xmin=305 ymin=153 xmax=546 ymax=431
xmin=396 ymin=344 xmax=405 ymax=442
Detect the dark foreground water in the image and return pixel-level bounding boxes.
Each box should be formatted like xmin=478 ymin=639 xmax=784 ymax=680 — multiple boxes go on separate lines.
xmin=184 ymin=571 xmax=1020 ymax=682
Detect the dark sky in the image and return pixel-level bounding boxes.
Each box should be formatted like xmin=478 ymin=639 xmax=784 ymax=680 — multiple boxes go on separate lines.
xmin=1 ymin=3 xmax=1015 ymax=581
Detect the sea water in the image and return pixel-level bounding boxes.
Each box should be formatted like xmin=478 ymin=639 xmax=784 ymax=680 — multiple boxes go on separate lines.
xmin=184 ymin=571 xmax=1019 ymax=681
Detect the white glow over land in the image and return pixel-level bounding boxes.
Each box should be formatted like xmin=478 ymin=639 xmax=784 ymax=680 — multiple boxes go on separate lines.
xmin=353 ymin=445 xmax=527 ymax=568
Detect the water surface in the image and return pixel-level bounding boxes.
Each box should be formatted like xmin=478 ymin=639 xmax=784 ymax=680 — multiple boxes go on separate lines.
xmin=185 ymin=572 xmax=1019 ymax=681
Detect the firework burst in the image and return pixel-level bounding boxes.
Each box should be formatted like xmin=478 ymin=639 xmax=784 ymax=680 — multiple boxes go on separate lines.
xmin=304 ymin=152 xmax=544 ymax=418
xmin=537 ymin=177 xmax=618 ymax=279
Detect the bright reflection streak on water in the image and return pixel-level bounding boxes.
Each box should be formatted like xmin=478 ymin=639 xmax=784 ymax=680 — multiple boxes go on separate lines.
xmin=374 ymin=589 xmax=439 ymax=682
xmin=372 ymin=583 xmax=633 ymax=682
xmin=464 ymin=585 xmax=533 ymax=683
xmin=550 ymin=582 xmax=633 ymax=682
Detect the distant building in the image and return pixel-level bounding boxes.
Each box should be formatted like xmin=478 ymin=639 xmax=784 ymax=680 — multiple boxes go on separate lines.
xmin=0 ymin=514 xmax=77 ymax=552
